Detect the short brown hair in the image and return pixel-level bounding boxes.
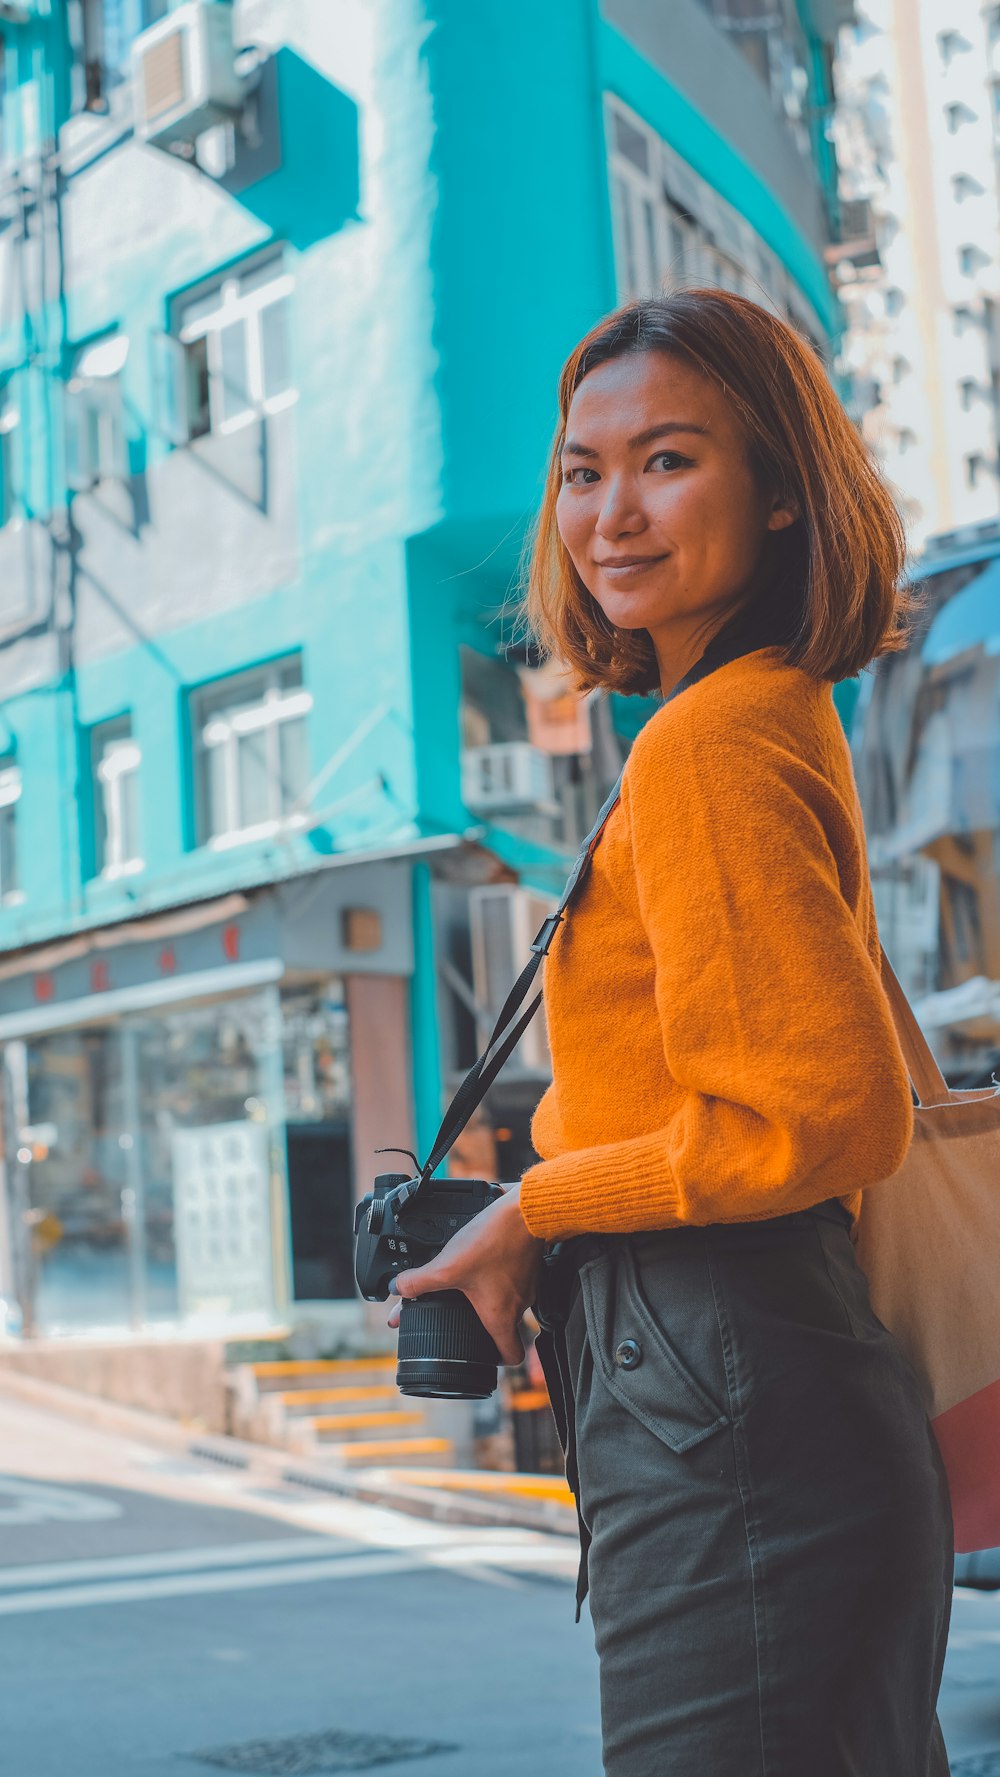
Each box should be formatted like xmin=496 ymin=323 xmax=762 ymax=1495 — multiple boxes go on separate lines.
xmin=521 ymin=291 xmax=913 ymax=695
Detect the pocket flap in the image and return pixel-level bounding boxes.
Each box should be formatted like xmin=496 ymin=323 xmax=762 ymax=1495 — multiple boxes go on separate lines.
xmin=579 ymin=1245 xmax=728 ymax=1455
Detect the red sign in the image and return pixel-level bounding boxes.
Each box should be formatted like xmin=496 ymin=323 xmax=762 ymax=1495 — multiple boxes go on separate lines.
xmin=222 ymin=923 xmax=240 ymax=962
xmin=158 ymin=945 xmax=177 ymax=975
xmin=33 ymin=973 xmax=55 ymax=1003
xmin=90 ymin=960 xmax=110 ymax=993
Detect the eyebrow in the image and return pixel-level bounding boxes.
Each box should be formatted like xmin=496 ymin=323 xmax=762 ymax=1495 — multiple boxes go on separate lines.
xmin=561 ymin=420 xmax=710 ymax=459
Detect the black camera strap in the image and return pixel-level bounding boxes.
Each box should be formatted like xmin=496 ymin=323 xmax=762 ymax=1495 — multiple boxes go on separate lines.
xmin=414 ymin=769 xmax=625 ymax=1185
xmin=412 ymin=601 xmax=788 ymax=1192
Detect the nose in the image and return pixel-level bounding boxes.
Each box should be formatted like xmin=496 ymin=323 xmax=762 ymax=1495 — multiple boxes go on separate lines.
xmin=594 ymin=474 xmax=645 ymax=540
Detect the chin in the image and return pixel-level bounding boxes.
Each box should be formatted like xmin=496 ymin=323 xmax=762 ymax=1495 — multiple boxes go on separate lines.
xmin=592 ymin=597 xmax=664 ymax=632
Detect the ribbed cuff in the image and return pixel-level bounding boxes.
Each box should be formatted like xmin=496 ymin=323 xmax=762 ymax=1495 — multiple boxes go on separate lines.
xmin=519 ymin=1135 xmax=683 ymax=1241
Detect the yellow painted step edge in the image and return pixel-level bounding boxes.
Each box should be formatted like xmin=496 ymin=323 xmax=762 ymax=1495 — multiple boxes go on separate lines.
xmin=309 ymin=1410 xmax=425 ymax=1432
xmin=278 ymin=1385 xmax=398 ymax=1406
xmin=327 ymin=1436 xmax=453 ymax=1462
xmin=251 ymin=1357 xmax=397 ymax=1378
xmin=384 ymin=1469 xmax=575 ymax=1505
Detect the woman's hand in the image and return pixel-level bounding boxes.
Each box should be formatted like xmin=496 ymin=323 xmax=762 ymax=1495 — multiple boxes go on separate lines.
xmin=386 ymin=1181 xmax=544 ymax=1367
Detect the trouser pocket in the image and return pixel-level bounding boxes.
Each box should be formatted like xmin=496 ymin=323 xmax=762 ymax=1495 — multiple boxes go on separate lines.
xmin=578 ymin=1241 xmax=729 ymax=1454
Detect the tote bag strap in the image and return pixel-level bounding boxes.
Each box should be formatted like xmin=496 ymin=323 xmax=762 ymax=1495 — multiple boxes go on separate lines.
xmin=879 ymin=944 xmax=952 ymax=1107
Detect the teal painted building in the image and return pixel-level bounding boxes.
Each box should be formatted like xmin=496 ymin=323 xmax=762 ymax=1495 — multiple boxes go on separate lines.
xmin=0 ymin=0 xmax=852 ymax=1337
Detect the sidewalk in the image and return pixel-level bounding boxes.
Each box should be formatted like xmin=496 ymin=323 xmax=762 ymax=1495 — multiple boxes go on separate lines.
xmin=0 ymin=1363 xmax=579 ymax=1538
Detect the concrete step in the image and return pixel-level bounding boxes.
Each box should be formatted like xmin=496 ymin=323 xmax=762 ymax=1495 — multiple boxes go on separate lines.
xmin=317 ymin=1434 xmax=454 ymax=1467
xmin=308 ymin=1409 xmax=426 ymax=1441
xmin=278 ymin=1384 xmax=399 ymax=1413
xmin=250 ymin=1357 xmax=396 ymax=1393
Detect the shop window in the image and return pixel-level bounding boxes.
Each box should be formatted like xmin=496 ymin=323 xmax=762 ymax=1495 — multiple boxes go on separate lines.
xmin=93 ymin=717 xmax=143 ymax=879
xmin=192 ymin=656 xmax=312 ymax=849
xmin=66 ymin=333 xmax=129 ymax=490
xmin=155 ymin=254 xmax=294 ymax=445
xmin=0 ymin=760 xmax=21 ymax=904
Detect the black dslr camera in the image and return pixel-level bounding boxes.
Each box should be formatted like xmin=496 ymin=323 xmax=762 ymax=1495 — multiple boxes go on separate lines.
xmin=354 ymin=1169 xmax=505 ymax=1399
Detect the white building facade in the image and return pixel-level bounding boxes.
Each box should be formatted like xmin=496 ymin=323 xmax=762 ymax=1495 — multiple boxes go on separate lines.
xmin=833 ymin=0 xmax=1000 ymax=549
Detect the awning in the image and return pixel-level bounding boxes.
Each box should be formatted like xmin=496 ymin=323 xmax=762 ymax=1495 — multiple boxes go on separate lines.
xmin=922 ymin=557 xmax=1000 ymax=666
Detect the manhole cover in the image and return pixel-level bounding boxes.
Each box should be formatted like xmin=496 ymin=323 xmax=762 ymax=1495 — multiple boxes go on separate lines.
xmin=951 ymin=1755 xmax=1000 ymax=1776
xmin=187 ymin=1729 xmax=458 ymax=1774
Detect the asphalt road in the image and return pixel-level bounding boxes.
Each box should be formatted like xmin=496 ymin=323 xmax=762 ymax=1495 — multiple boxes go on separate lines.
xmin=0 ymin=1389 xmax=999 ymax=1775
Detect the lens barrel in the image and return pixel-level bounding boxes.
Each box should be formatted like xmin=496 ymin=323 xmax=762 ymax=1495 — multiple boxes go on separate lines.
xmin=396 ymin=1290 xmax=501 ymax=1398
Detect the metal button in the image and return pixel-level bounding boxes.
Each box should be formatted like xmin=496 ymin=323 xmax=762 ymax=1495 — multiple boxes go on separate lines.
xmin=614 ymin=1338 xmax=642 ymax=1370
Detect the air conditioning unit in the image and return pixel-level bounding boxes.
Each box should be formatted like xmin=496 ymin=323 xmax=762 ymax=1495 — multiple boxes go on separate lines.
xmin=132 ymin=1 xmax=248 ymax=150
xmin=461 ymin=742 xmax=555 ymax=815
xmin=469 ymin=885 xmax=555 ymax=1074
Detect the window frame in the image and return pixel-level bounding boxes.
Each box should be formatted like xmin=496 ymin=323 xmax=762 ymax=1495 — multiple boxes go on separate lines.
xmin=93 ymin=719 xmax=144 ymax=881
xmin=175 ymin=258 xmax=296 ymax=441
xmin=0 ymin=762 xmax=23 ymax=906
xmin=192 ymin=658 xmax=313 ymax=851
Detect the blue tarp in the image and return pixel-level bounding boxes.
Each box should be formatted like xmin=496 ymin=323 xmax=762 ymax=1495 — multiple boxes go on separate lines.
xmin=922 ymin=556 xmax=1000 ymax=665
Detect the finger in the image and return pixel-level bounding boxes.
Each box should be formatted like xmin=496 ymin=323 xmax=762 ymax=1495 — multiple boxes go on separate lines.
xmin=492 ymin=1323 xmax=525 ymax=1368
xmin=387 ymin=1300 xmax=402 ymax=1330
xmin=392 ymin=1262 xmax=442 ymax=1300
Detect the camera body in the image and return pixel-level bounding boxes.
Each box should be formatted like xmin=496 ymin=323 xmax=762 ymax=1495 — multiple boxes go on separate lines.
xmin=354 ymin=1171 xmax=505 ymax=1399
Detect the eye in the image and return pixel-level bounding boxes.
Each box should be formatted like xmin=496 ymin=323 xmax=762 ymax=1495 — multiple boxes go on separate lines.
xmin=647 ymin=450 xmax=692 ymax=472
xmin=561 ymin=465 xmax=600 ymax=485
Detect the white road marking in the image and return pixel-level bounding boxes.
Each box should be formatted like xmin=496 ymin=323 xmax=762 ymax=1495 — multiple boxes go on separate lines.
xmin=0 ymin=1535 xmax=359 ymax=1592
xmin=0 ymin=1478 xmax=122 ymax=1525
xmin=0 ymin=1551 xmax=422 ymax=1616
xmin=0 ymin=1530 xmax=578 ymax=1616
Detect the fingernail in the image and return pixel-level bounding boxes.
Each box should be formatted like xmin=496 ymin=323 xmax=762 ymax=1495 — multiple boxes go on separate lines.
xmin=388 ymin=1277 xmax=398 ymax=1295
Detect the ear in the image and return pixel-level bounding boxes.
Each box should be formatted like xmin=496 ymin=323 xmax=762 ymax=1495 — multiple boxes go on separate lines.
xmin=767 ymin=499 xmax=799 ymax=533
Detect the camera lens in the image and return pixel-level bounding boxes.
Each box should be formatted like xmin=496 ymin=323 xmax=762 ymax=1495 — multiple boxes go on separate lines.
xmin=396 ymin=1290 xmax=501 ymax=1398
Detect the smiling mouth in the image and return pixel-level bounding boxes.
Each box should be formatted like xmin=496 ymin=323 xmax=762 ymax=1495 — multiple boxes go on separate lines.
xmin=596 ymin=554 xmax=668 ymax=572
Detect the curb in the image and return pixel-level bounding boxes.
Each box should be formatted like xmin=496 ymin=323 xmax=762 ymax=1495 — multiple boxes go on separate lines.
xmin=0 ymin=1367 xmax=578 ymax=1539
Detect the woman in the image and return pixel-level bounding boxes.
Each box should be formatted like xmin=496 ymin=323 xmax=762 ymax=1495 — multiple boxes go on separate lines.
xmin=389 ymin=293 xmax=953 ymax=1776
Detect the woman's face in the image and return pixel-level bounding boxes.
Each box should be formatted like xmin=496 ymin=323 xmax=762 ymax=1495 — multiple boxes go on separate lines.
xmin=556 ymin=350 xmax=796 ymax=668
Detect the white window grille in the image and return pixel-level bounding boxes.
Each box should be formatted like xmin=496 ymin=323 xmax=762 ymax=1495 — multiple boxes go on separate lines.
xmin=605 ymin=98 xmax=795 ymax=322
xmin=163 ymin=255 xmax=295 ymax=443
xmin=94 ymin=721 xmax=143 ymax=879
xmin=0 ymin=763 xmax=22 ymax=905
xmin=193 ymin=657 xmax=312 ymax=850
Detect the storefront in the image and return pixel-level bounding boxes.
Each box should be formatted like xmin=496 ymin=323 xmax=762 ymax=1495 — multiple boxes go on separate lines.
xmin=0 ymin=866 xmax=416 ymax=1337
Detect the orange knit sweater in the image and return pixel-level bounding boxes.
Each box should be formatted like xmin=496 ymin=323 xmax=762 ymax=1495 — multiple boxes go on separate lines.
xmin=518 ymin=647 xmax=915 ymax=1241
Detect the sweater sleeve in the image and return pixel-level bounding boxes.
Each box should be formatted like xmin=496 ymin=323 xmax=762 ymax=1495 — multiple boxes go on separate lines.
xmin=518 ymin=700 xmax=914 ymax=1239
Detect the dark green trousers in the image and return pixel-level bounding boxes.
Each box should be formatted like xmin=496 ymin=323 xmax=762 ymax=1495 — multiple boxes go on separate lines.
xmin=534 ymin=1203 xmax=953 ymax=1777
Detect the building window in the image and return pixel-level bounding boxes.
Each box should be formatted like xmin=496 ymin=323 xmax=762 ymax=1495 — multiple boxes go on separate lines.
xmin=884 ymin=287 xmax=905 ymax=318
xmin=953 ymin=173 xmax=984 ymax=200
xmin=897 ymin=427 xmax=917 ymax=455
xmin=960 ymin=378 xmax=978 ymax=411
xmin=892 ymin=355 xmax=909 ymax=383
xmin=69 ymin=0 xmax=168 ymax=113
xmin=192 ymin=657 xmax=312 ymax=849
xmin=939 ymin=30 xmax=970 ymax=64
xmin=166 ymin=255 xmax=295 ymax=443
xmin=959 ymin=244 xmax=989 ymax=276
xmin=946 ymin=102 xmax=976 ymax=133
xmin=0 ymin=761 xmax=21 ymax=904
xmin=0 ymin=380 xmax=18 ymax=527
xmin=66 ymin=333 xmax=129 ymax=490
xmin=93 ymin=718 xmax=143 ymax=879
xmin=966 ymin=452 xmax=986 ymax=488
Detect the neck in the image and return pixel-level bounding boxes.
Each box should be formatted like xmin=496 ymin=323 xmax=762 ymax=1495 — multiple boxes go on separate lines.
xmin=651 ymin=605 xmax=747 ymax=700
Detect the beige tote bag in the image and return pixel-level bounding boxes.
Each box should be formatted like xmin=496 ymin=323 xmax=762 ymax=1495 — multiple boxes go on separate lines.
xmin=855 ymin=949 xmax=1000 ymax=1552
